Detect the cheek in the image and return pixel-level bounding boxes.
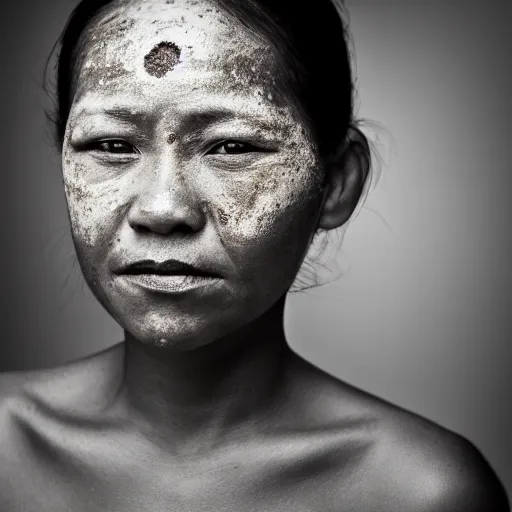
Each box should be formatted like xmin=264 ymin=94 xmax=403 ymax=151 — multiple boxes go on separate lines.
xmin=211 ymin=164 xmax=323 ymax=247
xmin=63 ymin=160 xmax=128 ymax=249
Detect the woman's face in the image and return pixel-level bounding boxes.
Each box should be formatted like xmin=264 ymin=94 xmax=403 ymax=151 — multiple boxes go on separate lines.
xmin=62 ymin=0 xmax=324 ymax=350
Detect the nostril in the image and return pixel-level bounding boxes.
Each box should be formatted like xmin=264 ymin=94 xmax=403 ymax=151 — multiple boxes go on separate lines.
xmin=174 ymin=225 xmax=196 ymax=235
xmin=132 ymin=224 xmax=152 ymax=234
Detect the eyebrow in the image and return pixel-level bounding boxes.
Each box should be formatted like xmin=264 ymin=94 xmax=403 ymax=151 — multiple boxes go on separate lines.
xmin=73 ymin=102 xmax=280 ymax=134
xmin=74 ymin=107 xmax=149 ymax=123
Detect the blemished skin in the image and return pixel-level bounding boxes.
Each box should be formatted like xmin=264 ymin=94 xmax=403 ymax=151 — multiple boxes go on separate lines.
xmin=0 ymin=1 xmax=509 ymax=511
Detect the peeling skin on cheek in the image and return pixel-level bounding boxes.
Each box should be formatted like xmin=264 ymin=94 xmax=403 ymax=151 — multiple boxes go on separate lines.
xmin=196 ymin=111 xmax=323 ymax=246
xmin=62 ymin=145 xmax=129 ymax=249
xmin=210 ymin=139 xmax=323 ymax=246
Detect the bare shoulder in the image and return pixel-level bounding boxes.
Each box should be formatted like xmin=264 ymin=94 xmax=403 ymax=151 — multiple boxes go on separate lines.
xmin=0 ymin=344 xmax=125 ymax=509
xmin=288 ymin=355 xmax=510 ymax=511
xmin=364 ymin=404 xmax=510 ymax=511
xmin=0 ymin=342 xmax=124 ymax=410
xmin=331 ymin=381 xmax=509 ymax=510
xmin=0 ymin=342 xmax=125 ymax=452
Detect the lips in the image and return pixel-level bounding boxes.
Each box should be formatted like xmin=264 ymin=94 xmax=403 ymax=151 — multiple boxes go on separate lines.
xmin=116 ymin=259 xmax=219 ymax=278
xmin=113 ymin=259 xmax=222 ymax=294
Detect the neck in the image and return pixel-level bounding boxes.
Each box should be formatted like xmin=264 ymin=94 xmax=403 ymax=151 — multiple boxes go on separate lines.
xmin=118 ymin=296 xmax=294 ymax=456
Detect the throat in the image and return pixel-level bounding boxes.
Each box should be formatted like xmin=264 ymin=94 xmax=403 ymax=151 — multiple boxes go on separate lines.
xmin=118 ymin=300 xmax=293 ymax=455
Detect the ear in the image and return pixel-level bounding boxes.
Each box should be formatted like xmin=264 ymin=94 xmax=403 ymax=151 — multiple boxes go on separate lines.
xmin=318 ymin=126 xmax=371 ymax=230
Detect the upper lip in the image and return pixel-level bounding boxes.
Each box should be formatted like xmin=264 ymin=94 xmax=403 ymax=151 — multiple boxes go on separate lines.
xmin=116 ymin=259 xmax=219 ymax=278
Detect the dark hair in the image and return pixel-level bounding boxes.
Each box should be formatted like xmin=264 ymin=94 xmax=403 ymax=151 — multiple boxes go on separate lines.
xmin=45 ymin=0 xmax=360 ymax=160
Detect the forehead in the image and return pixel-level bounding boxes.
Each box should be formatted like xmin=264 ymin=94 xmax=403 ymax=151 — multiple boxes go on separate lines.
xmin=73 ymin=0 xmax=280 ymax=100
xmin=89 ymin=0 xmax=266 ymax=58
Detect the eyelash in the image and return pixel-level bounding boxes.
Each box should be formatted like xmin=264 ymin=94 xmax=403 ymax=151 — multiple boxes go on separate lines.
xmin=88 ymin=140 xmax=139 ymax=155
xmin=208 ymin=141 xmax=260 ymax=155
xmin=86 ymin=139 xmax=263 ymax=156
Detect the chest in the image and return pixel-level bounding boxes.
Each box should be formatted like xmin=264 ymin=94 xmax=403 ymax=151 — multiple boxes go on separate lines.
xmin=2 ymin=404 xmax=379 ymax=512
xmin=2 ymin=432 xmax=374 ymax=512
xmin=4 ymin=457 xmax=345 ymax=512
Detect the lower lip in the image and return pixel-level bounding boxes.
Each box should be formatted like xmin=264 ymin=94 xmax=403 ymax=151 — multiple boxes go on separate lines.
xmin=117 ymin=274 xmax=222 ymax=294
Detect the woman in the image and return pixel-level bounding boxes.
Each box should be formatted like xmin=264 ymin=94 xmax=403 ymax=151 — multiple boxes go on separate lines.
xmin=0 ymin=0 xmax=509 ymax=510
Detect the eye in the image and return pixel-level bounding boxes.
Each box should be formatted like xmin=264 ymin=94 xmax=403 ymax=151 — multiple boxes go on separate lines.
xmin=209 ymin=141 xmax=258 ymax=155
xmin=90 ymin=140 xmax=139 ymax=154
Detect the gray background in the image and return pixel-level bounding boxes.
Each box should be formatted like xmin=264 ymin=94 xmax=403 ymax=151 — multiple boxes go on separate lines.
xmin=1 ymin=0 xmax=511 ymax=497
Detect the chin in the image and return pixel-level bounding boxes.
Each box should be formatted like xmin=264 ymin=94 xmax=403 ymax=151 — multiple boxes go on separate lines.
xmin=121 ymin=310 xmax=234 ymax=352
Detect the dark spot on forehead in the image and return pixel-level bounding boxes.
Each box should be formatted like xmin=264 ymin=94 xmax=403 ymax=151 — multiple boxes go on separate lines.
xmin=144 ymin=41 xmax=181 ymax=78
xmin=167 ymin=132 xmax=177 ymax=144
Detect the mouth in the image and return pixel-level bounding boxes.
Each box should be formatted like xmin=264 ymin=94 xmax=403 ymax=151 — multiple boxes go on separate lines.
xmin=114 ymin=259 xmax=222 ymax=294
xmin=119 ymin=259 xmax=218 ymax=277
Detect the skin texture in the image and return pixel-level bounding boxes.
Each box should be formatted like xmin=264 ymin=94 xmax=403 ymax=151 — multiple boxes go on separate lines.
xmin=0 ymin=0 xmax=509 ymax=510
xmin=63 ymin=0 xmax=325 ymax=349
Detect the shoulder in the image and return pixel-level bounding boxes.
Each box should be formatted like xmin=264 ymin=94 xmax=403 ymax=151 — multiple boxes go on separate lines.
xmin=288 ymin=359 xmax=509 ymax=511
xmin=0 ymin=342 xmax=125 ymax=437
xmin=0 ymin=342 xmax=124 ymax=409
xmin=0 ymin=345 xmax=125 ymax=504
xmin=360 ymin=405 xmax=510 ymax=512
xmin=0 ymin=368 xmax=56 ymax=504
xmin=0 ymin=368 xmax=43 ymax=419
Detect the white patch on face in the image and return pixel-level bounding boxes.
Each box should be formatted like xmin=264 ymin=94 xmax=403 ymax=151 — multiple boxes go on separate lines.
xmin=62 ymin=159 xmax=127 ymax=248
xmin=211 ymin=123 xmax=321 ymax=242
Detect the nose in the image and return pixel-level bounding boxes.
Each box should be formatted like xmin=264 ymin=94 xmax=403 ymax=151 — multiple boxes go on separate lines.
xmin=127 ymin=158 xmax=206 ymax=236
